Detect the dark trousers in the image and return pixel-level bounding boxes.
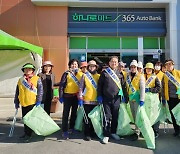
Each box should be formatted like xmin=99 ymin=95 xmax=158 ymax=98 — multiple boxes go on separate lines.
xmin=152 ymin=121 xmax=160 ymax=132
xmin=22 ymin=104 xmax=35 ymax=136
xmin=43 ymin=99 xmax=52 ymax=115
xmin=62 ymin=96 xmax=78 ymax=132
xmin=103 ymin=96 xmax=120 ymax=137
xmin=83 ymin=104 xmax=96 ymax=137
xmin=168 ymin=97 xmax=180 ymax=133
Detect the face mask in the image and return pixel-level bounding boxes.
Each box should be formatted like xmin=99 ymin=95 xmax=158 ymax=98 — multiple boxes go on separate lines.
xmin=155 ymin=66 xmax=161 ymax=71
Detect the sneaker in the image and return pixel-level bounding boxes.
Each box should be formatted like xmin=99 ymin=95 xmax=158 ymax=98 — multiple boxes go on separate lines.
xmin=68 ymin=129 xmax=76 ymax=134
xmin=84 ymin=136 xmax=91 ymax=141
xmin=130 ymin=133 xmax=138 ymax=141
xmin=111 ymin=134 xmax=121 ymax=141
xmin=102 ymin=137 xmax=109 ymax=144
xmin=62 ymin=132 xmax=69 ymax=140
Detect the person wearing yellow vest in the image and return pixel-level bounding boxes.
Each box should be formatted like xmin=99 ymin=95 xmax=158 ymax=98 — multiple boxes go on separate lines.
xmin=59 ymin=59 xmax=83 ymax=139
xmin=126 ymin=60 xmax=145 ymax=141
xmin=78 ymin=60 xmax=100 ymax=141
xmin=14 ymin=63 xmax=43 ymax=141
xmin=161 ymin=63 xmax=167 ymax=73
xmin=80 ymin=61 xmax=88 ymax=73
xmin=144 ymin=62 xmax=161 ymax=138
xmin=118 ymin=61 xmax=127 ymax=81
xmin=162 ymin=59 xmax=180 ymax=137
xmin=137 ymin=61 xmax=144 ymax=74
xmin=97 ymin=56 xmax=128 ymax=144
xmin=154 ymin=61 xmax=164 ymax=82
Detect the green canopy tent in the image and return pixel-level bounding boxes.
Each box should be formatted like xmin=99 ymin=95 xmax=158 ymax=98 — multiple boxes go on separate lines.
xmin=0 ymin=30 xmax=43 ymax=97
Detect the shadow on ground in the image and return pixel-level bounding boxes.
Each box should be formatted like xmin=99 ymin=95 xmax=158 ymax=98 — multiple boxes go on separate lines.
xmin=0 ymin=119 xmax=180 ymax=154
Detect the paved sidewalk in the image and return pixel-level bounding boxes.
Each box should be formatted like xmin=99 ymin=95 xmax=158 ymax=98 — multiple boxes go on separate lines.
xmin=0 ymin=98 xmax=180 ymax=154
xmin=0 ymin=98 xmax=63 ymax=120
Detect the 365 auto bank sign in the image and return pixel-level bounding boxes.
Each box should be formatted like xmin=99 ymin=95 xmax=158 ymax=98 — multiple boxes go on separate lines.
xmin=71 ymin=13 xmax=162 ymax=22
xmin=68 ymin=8 xmax=166 ymax=36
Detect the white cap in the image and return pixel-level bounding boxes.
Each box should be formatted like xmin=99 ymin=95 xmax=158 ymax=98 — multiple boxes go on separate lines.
xmin=119 ymin=61 xmax=125 ymax=67
xmin=130 ymin=60 xmax=138 ymax=67
xmin=137 ymin=61 xmax=143 ymax=69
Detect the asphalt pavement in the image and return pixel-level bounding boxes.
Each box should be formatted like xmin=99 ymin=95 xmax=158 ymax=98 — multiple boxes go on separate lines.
xmin=0 ymin=98 xmax=180 ymax=154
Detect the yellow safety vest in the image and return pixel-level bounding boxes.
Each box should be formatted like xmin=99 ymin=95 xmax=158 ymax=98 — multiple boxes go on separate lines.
xmin=126 ymin=73 xmax=141 ymax=95
xmin=164 ymin=69 xmax=180 ymax=100
xmin=144 ymin=74 xmax=156 ymax=88
xmin=156 ymin=71 xmax=164 ymax=82
xmin=64 ymin=70 xmax=83 ymax=94
xmin=122 ymin=71 xmax=127 ymax=81
xmin=18 ymin=75 xmax=39 ymax=107
xmin=83 ymin=73 xmax=100 ymax=102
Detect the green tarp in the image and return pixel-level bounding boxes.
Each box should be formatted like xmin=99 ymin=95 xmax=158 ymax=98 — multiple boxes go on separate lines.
xmin=0 ymin=30 xmax=43 ymax=97
xmin=0 ymin=30 xmax=43 ymax=56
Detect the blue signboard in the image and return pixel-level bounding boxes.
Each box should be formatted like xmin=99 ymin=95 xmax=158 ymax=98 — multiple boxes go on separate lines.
xmin=68 ymin=8 xmax=166 ymax=36
xmin=80 ymin=0 xmax=153 ymax=1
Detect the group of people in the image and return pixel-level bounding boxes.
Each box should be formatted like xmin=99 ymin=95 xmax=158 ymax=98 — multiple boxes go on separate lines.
xmin=14 ymin=57 xmax=180 ymax=146
xmin=59 ymin=57 xmax=180 ymax=145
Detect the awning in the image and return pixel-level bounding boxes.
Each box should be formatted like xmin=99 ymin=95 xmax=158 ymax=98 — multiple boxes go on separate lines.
xmin=0 ymin=30 xmax=43 ymax=56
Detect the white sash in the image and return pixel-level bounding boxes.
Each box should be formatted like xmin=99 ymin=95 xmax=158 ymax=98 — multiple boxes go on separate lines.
xmin=85 ymin=71 xmax=97 ymax=90
xmin=20 ymin=77 xmax=37 ymax=94
xmin=164 ymin=71 xmax=180 ymax=87
xmin=126 ymin=74 xmax=136 ymax=93
xmin=105 ymin=67 xmax=121 ymax=89
xmin=68 ymin=72 xmax=80 ymax=86
xmin=145 ymin=75 xmax=156 ymax=87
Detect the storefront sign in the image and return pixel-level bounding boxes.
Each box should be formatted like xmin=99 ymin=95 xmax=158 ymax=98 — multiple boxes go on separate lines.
xmin=72 ymin=13 xmax=163 ymax=22
xmin=68 ymin=8 xmax=166 ymax=36
xmin=81 ymin=0 xmax=152 ymax=1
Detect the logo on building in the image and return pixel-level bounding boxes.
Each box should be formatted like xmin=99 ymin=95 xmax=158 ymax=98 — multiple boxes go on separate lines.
xmin=72 ymin=13 xmax=162 ymax=22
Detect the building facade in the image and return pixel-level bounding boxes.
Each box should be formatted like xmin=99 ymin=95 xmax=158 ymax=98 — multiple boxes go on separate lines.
xmin=0 ymin=0 xmax=179 ymax=80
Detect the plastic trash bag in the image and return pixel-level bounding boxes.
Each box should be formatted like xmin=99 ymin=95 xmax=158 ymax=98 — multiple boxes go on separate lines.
xmin=158 ymin=103 xmax=172 ymax=123
xmin=88 ymin=105 xmax=103 ymax=139
xmin=126 ymin=103 xmax=135 ymax=123
xmin=129 ymin=91 xmax=140 ymax=104
xmin=135 ymin=106 xmax=155 ymax=149
xmin=74 ymin=107 xmax=83 ymax=131
xmin=144 ymin=93 xmax=161 ymax=126
xmin=172 ymin=103 xmax=180 ymax=126
xmin=23 ymin=106 xmax=60 ymax=136
xmin=116 ymin=103 xmax=134 ymax=136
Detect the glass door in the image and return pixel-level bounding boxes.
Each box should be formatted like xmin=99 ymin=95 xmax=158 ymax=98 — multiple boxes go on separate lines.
xmin=121 ymin=52 xmax=138 ymax=67
xmin=87 ymin=52 xmax=120 ymax=65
